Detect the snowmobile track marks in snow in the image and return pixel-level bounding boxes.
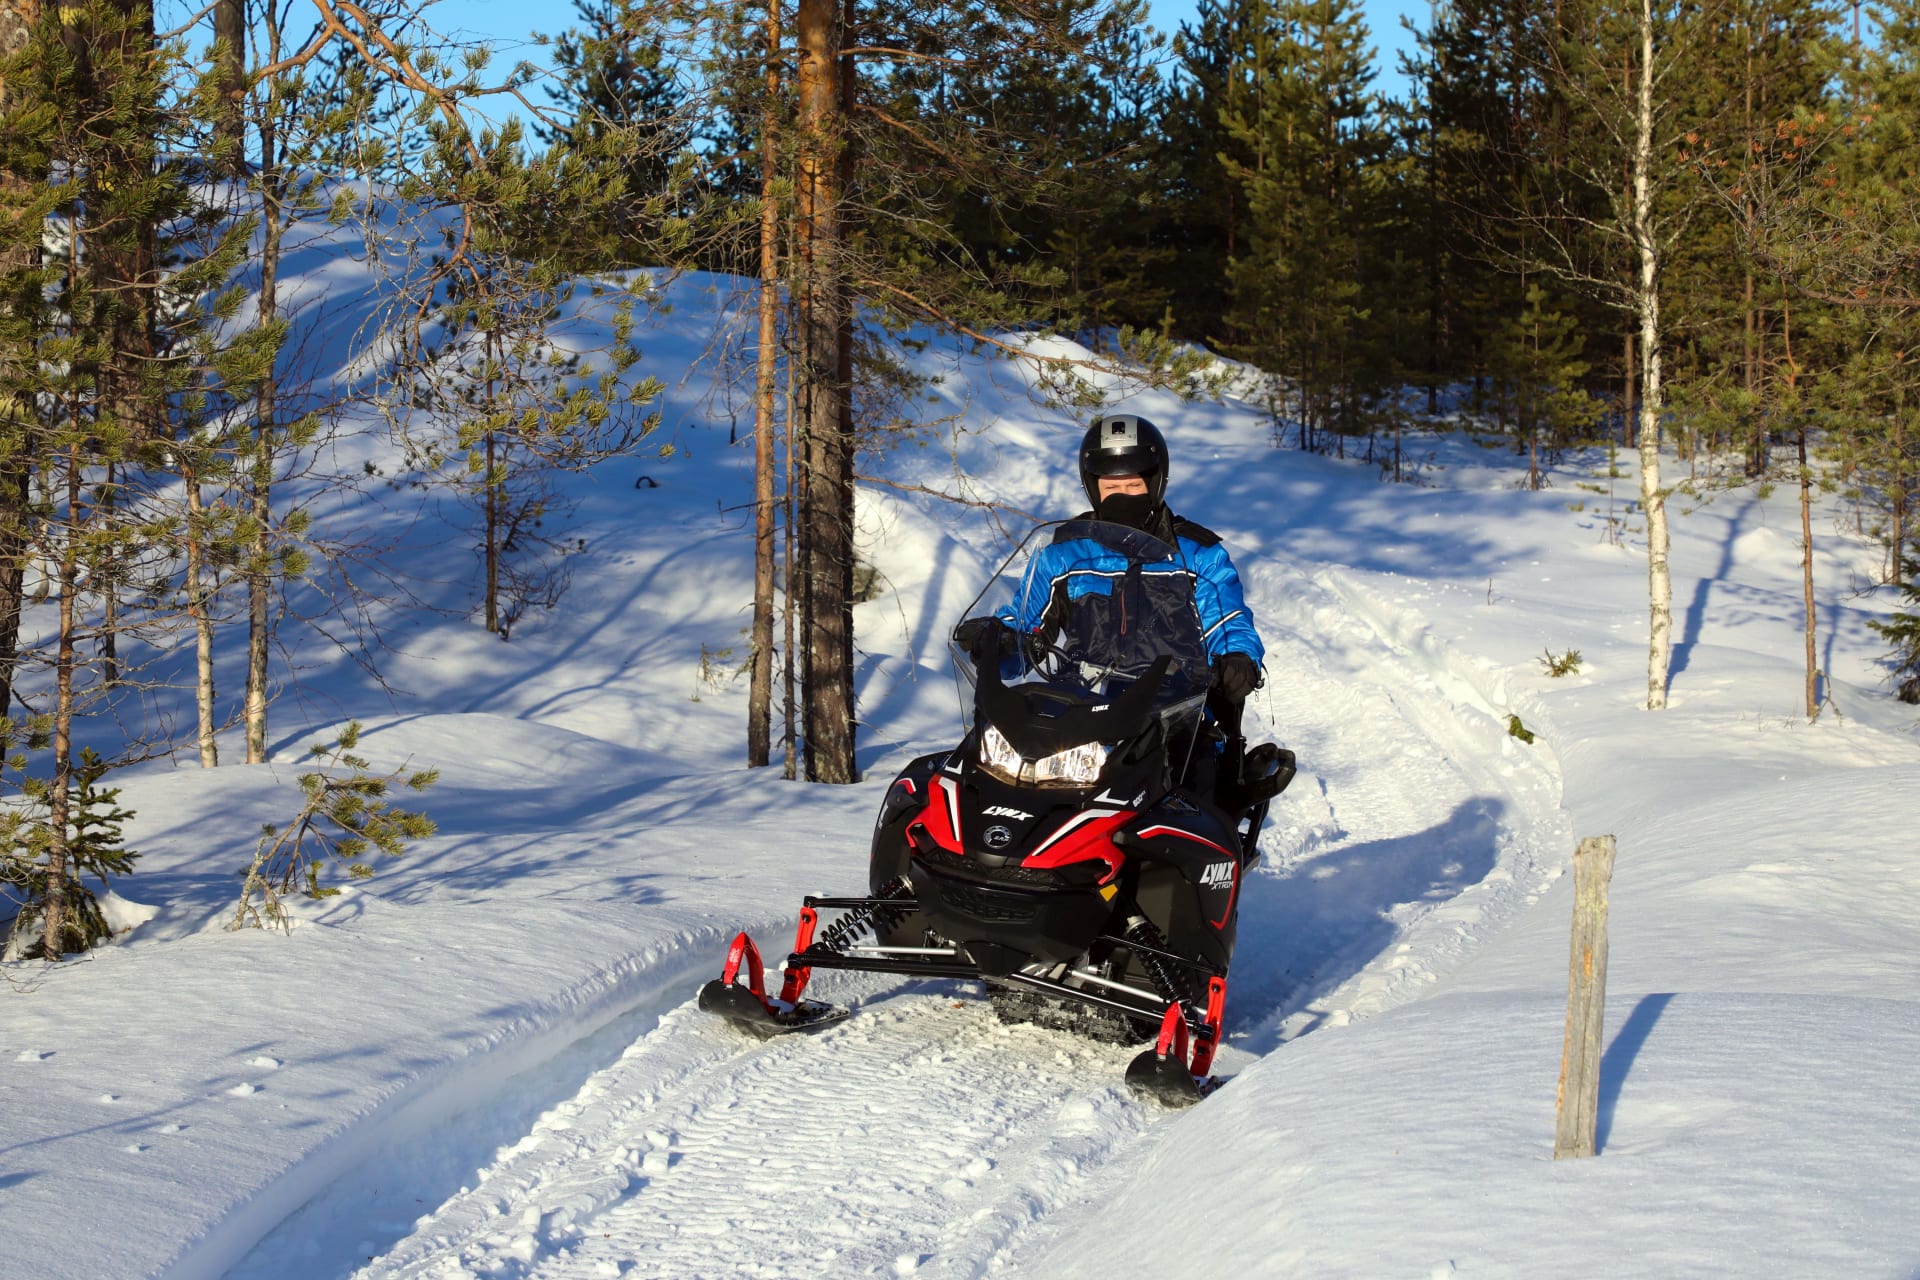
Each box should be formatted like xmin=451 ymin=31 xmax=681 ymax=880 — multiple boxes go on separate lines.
xmin=358 ymin=977 xmax=1152 ymax=1279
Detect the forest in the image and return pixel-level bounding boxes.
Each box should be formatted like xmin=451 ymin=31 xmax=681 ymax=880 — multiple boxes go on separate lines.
xmin=2 ymin=0 xmax=1918 ymax=962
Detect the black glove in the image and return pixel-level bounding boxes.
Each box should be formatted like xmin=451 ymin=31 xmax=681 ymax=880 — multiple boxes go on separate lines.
xmin=952 ymin=616 xmax=1011 ymax=662
xmin=1211 ymin=651 xmax=1261 ymax=701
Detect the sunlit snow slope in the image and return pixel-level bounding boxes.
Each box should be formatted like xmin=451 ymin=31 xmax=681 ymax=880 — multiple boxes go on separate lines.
xmin=3 ymin=264 xmax=1918 ymax=1280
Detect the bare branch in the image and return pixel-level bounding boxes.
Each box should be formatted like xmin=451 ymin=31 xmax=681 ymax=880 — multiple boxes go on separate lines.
xmin=854 ymin=476 xmax=1046 ymax=524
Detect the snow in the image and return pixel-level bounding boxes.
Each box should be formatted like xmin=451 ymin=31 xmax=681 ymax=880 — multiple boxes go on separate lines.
xmin=4 ymin=257 xmax=1920 ymax=1278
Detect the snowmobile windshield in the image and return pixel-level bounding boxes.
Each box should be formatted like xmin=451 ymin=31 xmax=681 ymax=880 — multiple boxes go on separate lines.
xmin=950 ymin=519 xmax=1212 ymax=761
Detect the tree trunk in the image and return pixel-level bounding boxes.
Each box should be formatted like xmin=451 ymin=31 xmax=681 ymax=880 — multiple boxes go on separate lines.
xmin=213 ymin=0 xmax=246 ymax=173
xmin=795 ymin=0 xmax=855 ymax=783
xmin=485 ymin=426 xmax=500 ymax=635
xmin=1891 ymin=396 xmax=1906 ymax=589
xmin=100 ymin=461 xmax=118 ymax=685
xmin=782 ymin=322 xmax=799 ymax=781
xmin=87 ymin=0 xmax=155 ymax=693
xmin=1800 ymin=425 xmax=1818 ymax=718
xmin=0 ymin=457 xmax=26 ymax=729
xmin=1633 ymin=0 xmax=1672 ymax=712
xmin=747 ymin=0 xmax=781 ymax=768
xmin=1742 ymin=28 xmax=1759 ymax=478
xmin=245 ymin=110 xmax=283 ymax=764
xmin=43 ymin=445 xmax=80 ymax=957
xmin=835 ymin=5 xmax=857 ymax=745
xmin=1623 ymin=328 xmax=1636 ymax=451
xmin=186 ymin=464 xmax=217 ymax=766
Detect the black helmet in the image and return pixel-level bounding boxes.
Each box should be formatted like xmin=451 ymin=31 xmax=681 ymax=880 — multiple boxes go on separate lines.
xmin=1079 ymin=414 xmax=1169 ymax=510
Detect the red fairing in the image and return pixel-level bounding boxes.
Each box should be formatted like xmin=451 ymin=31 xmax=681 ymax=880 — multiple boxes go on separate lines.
xmin=906 ymin=775 xmax=963 ymax=853
xmin=1022 ymin=810 xmax=1134 ymax=883
xmin=1136 ymin=824 xmax=1241 ymax=929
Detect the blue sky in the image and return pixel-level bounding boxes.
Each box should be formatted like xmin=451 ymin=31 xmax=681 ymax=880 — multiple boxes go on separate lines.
xmin=421 ymin=0 xmax=1430 ymax=110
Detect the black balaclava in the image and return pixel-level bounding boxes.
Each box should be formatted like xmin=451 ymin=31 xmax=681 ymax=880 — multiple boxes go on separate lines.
xmin=1080 ymin=415 xmax=1172 ymax=541
xmin=1095 ymin=490 xmax=1171 ymax=542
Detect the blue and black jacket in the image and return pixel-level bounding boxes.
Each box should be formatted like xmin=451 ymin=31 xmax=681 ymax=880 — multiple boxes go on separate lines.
xmin=997 ymin=514 xmax=1264 ymax=666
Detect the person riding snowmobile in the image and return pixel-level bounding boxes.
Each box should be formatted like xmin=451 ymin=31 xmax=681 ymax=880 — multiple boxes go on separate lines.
xmin=956 ymin=414 xmax=1268 ymax=804
xmin=698 ymin=426 xmax=1296 ymax=1098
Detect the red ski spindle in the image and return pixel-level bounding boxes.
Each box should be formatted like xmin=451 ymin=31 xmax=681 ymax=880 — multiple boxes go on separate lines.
xmin=721 ymin=932 xmax=769 ymax=1002
xmin=1189 ymin=975 xmax=1229 ymax=1076
xmin=1153 ymin=1002 xmax=1190 ymax=1063
xmin=778 ymin=906 xmax=821 ymax=1005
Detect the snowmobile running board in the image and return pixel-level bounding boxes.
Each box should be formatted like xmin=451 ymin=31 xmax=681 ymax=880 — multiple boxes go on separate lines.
xmin=700 ymin=897 xmax=1227 ymax=1104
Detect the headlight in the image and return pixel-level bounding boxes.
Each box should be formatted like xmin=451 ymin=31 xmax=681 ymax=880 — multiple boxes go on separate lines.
xmin=1031 ymin=739 xmax=1110 ymax=786
xmin=978 ymin=723 xmax=1110 ymax=788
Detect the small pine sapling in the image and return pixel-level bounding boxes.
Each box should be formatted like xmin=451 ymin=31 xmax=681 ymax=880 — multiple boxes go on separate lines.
xmin=3 ymin=747 xmax=140 ymax=960
xmin=1538 ymin=647 xmax=1584 ymax=678
xmin=1869 ymin=547 xmax=1920 ymax=704
xmin=231 ymin=722 xmax=439 ymax=931
xmin=1506 ymin=714 xmax=1537 ymax=744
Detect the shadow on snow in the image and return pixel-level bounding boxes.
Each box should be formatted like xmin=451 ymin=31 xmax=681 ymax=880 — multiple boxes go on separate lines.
xmin=1230 ymin=795 xmax=1505 ymax=1054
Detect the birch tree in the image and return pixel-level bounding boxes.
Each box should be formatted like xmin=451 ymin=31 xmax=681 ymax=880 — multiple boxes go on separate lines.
xmin=1481 ymin=0 xmax=1728 ymax=709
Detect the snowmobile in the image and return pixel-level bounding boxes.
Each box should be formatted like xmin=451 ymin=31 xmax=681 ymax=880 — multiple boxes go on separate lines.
xmin=699 ymin=519 xmax=1295 ymax=1105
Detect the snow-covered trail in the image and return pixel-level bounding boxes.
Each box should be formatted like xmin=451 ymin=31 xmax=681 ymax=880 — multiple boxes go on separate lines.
xmin=1233 ymin=559 xmax=1569 ymax=1045
xmin=334 ymin=560 xmax=1567 ymax=1280
xmin=357 ymin=984 xmax=1153 ymax=1279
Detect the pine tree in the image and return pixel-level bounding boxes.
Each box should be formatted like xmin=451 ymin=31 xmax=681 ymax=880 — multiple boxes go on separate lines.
xmin=1869 ymin=544 xmax=1920 ymax=702
xmin=934 ymin=3 xmax=1175 ymax=342
xmin=3 ymin=748 xmax=138 ymax=958
xmin=1405 ymin=0 xmax=1552 ymax=400
xmin=773 ymin=0 xmax=1197 ymax=780
xmin=0 ymin=0 xmax=262 ymax=951
xmin=0 ymin=0 xmax=36 ymax=734
xmin=398 ymin=118 xmax=663 ymax=640
xmin=231 ymin=721 xmax=438 ymax=930
xmin=1161 ymin=0 xmax=1279 ymax=346
xmin=1487 ymin=284 xmax=1605 ymax=488
xmin=1661 ymin=0 xmax=1838 ymax=480
xmin=1221 ymin=0 xmax=1389 ymax=451
xmin=1789 ymin=0 xmax=1920 ymax=583
xmin=535 ymin=0 xmax=692 ymax=269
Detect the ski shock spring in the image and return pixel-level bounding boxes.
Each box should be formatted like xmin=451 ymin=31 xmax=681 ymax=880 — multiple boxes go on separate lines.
xmin=1122 ymin=914 xmax=1198 ymax=1011
xmin=811 ymin=878 xmax=912 ymax=955
xmin=869 ymin=878 xmax=913 ymax=940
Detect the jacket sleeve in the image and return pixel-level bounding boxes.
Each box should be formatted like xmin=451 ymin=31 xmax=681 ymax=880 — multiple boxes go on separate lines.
xmin=996 ymin=543 xmax=1064 ymax=634
xmin=1189 ymin=541 xmax=1264 ymax=664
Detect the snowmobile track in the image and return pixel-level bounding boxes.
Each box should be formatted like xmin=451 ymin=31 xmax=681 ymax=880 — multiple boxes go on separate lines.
xmin=358 ymin=976 xmax=1153 ymax=1279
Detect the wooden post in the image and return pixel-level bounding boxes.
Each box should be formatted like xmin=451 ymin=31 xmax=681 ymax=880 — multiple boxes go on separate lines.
xmin=1555 ymin=835 xmax=1617 ymax=1159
